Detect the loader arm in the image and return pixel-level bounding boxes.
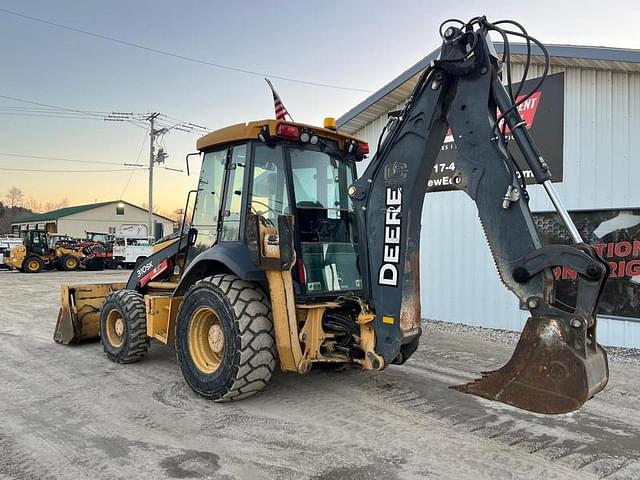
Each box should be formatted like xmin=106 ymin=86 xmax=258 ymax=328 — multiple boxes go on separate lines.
xmin=349 ymin=17 xmax=610 ymax=413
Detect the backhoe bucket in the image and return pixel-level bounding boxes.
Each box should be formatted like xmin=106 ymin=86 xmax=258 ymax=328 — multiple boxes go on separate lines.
xmin=452 ymin=316 xmax=609 ymax=414
xmin=53 ymin=283 xmax=125 ymax=344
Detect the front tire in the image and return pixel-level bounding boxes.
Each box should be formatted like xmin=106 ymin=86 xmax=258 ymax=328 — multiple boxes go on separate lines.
xmin=22 ymin=256 xmax=44 ymax=273
xmin=59 ymin=254 xmax=79 ymax=271
xmin=100 ymin=290 xmax=149 ymax=363
xmin=176 ymin=274 xmax=276 ymax=402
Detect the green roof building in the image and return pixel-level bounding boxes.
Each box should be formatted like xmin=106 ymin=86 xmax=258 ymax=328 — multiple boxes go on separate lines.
xmin=12 ymin=200 xmax=174 ymax=239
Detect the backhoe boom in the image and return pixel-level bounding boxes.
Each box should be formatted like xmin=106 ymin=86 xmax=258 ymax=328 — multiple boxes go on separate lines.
xmin=349 ymin=18 xmax=610 ymax=413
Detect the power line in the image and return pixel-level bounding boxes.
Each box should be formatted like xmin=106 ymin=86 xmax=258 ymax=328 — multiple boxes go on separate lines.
xmin=0 ymin=7 xmax=373 ymax=93
xmin=0 ymin=112 xmax=108 ymax=121
xmin=0 ymin=93 xmax=106 ymax=118
xmin=0 ymin=167 xmax=146 ymax=173
xmin=0 ymin=94 xmax=150 ymax=130
xmin=0 ymin=152 xmax=123 ymax=165
xmin=0 ymin=105 xmax=111 ymax=114
xmin=0 ymin=95 xmax=208 ymax=134
xmin=120 ymin=129 xmax=149 ymax=199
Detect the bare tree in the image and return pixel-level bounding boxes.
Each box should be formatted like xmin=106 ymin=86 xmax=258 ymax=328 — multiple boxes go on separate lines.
xmin=44 ymin=198 xmax=70 ymax=211
xmin=6 ymin=187 xmax=24 ymax=208
xmin=24 ymin=196 xmax=43 ymax=212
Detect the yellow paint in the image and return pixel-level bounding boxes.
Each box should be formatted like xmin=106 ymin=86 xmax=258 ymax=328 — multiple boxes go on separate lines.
xmin=196 ymin=119 xmax=366 ymax=152
xmin=383 ymin=316 xmax=395 ymax=325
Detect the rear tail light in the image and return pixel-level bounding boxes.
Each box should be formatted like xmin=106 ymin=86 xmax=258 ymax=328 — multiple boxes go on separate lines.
xmin=276 ymin=124 xmax=300 ymax=139
xmin=344 ymin=139 xmax=369 ymax=156
xmin=357 ymin=142 xmax=369 ymax=155
xmin=296 ymin=258 xmax=306 ymax=285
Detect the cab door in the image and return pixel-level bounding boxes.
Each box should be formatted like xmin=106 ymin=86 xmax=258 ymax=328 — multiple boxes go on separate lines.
xmin=188 ymin=146 xmax=231 ymax=262
xmin=219 ymin=144 xmax=248 ymax=242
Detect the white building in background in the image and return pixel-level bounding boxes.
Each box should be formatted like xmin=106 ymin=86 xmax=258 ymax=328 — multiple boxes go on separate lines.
xmin=338 ymin=44 xmax=640 ymax=348
xmin=12 ymin=200 xmax=174 ymax=239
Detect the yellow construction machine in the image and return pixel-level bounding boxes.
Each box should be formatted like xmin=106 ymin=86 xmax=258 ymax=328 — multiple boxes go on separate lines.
xmin=5 ymin=230 xmax=98 ymax=273
xmin=53 ymin=17 xmax=610 ymax=413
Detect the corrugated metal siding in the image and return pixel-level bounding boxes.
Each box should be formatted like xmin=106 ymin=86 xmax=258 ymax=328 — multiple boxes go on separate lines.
xmin=354 ymin=66 xmax=640 ymax=348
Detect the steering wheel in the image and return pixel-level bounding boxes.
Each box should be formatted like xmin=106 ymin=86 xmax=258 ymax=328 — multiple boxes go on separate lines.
xmin=251 ymin=199 xmax=277 ymax=226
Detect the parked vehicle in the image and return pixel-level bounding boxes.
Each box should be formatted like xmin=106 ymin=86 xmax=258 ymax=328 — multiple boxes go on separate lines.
xmin=4 ymin=230 xmax=105 ymax=273
xmin=0 ymin=235 xmax=23 ymax=269
xmin=112 ymin=237 xmax=153 ymax=268
xmin=84 ymin=232 xmax=117 ymax=269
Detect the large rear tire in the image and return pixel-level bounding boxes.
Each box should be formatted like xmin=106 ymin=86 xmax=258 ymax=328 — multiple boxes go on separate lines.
xmin=59 ymin=254 xmax=79 ymax=271
xmin=22 ymin=256 xmax=44 ymax=273
xmin=100 ymin=290 xmax=149 ymax=363
xmin=176 ymin=274 xmax=276 ymax=402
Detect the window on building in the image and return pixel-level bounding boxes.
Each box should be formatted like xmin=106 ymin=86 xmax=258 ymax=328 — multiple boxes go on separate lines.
xmin=116 ymin=205 xmax=125 ymax=215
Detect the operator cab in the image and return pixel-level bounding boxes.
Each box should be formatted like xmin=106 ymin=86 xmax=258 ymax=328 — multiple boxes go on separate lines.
xmin=21 ymin=229 xmax=50 ymax=256
xmin=188 ymin=119 xmax=369 ymax=299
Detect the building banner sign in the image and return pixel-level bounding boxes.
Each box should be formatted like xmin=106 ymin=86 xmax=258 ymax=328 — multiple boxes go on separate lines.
xmin=429 ymin=72 xmax=565 ymax=192
xmin=529 ymin=209 xmax=640 ymax=320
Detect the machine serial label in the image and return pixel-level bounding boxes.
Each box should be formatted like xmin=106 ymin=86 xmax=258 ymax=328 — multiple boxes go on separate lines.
xmin=378 ymin=186 xmax=402 ymax=287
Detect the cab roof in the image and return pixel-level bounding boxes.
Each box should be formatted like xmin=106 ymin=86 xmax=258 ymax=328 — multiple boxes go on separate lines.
xmin=196 ymin=119 xmax=366 ymax=152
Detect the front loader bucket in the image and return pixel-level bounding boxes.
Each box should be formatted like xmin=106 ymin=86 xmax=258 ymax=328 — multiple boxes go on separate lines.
xmin=53 ymin=283 xmax=125 ymax=344
xmin=452 ymin=316 xmax=609 ymax=414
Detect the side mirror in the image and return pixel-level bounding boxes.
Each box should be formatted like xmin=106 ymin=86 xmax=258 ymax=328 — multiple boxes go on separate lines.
xmin=187 ymin=227 xmax=198 ymax=246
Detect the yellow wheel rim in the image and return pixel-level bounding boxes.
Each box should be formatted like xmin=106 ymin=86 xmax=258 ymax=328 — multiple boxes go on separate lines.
xmin=188 ymin=307 xmax=224 ymax=374
xmin=105 ymin=309 xmax=125 ymax=348
xmin=67 ymin=257 xmax=78 ymax=269
xmin=28 ymin=260 xmax=39 ymax=271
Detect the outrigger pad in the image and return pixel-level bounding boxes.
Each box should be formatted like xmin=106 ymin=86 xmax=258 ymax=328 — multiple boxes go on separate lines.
xmin=451 ymin=317 xmax=609 ymax=414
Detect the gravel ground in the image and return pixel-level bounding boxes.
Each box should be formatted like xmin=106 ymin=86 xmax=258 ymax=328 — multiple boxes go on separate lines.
xmin=425 ymin=319 xmax=640 ymax=366
xmin=1 ymin=269 xmax=639 ymax=479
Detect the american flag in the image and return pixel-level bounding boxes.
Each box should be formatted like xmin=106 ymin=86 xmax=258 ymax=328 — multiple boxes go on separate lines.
xmin=265 ymin=78 xmax=291 ymax=121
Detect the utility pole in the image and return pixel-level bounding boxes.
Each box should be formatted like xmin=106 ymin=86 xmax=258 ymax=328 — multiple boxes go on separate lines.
xmin=147 ymin=112 xmax=160 ymax=239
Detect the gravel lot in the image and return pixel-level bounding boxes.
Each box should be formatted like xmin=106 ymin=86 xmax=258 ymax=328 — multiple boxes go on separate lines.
xmin=1 ymin=269 xmax=639 ymax=479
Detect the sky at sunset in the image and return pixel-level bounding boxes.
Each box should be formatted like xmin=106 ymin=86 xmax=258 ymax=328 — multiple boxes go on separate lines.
xmin=1 ymin=0 xmax=639 ymax=215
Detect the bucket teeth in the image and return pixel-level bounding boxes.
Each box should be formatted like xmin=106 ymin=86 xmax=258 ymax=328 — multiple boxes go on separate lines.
xmin=451 ymin=316 xmax=609 ymax=414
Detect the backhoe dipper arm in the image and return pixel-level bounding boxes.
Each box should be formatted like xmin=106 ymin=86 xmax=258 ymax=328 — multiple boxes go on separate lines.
xmin=349 ymin=18 xmax=610 ymax=414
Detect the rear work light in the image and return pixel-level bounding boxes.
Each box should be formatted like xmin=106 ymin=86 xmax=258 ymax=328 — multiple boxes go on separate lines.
xmin=357 ymin=142 xmax=369 ymax=155
xmin=276 ymin=124 xmax=300 ymax=139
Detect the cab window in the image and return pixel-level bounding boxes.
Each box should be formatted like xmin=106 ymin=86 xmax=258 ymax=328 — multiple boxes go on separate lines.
xmin=220 ymin=144 xmax=247 ymax=241
xmin=250 ymin=144 xmax=290 ymax=222
xmin=191 ymin=148 xmax=227 ymax=253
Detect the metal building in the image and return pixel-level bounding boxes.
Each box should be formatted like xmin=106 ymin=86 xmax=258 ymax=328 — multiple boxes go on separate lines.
xmin=12 ymin=200 xmax=174 ymax=240
xmin=337 ymin=44 xmax=640 ymax=348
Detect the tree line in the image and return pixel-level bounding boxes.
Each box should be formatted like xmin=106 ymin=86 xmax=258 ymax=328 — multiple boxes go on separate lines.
xmin=0 ymin=187 xmax=69 ymax=234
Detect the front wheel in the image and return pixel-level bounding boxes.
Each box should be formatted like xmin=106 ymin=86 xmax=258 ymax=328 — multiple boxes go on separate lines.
xmin=176 ymin=274 xmax=276 ymax=401
xmin=100 ymin=290 xmax=149 ymax=363
xmin=22 ymin=256 xmax=44 ymax=273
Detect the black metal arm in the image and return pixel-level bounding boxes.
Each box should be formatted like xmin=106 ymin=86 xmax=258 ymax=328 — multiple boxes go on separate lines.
xmin=349 ymin=20 xmax=609 ymax=366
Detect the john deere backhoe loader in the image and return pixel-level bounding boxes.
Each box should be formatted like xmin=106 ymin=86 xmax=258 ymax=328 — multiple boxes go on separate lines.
xmin=54 ymin=17 xmax=610 ymax=414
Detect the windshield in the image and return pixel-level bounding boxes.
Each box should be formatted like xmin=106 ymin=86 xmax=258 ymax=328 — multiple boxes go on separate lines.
xmin=289 ymin=148 xmax=361 ymax=294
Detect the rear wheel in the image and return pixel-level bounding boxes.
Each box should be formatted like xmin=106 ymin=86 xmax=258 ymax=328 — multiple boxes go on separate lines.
xmin=176 ymin=274 xmax=276 ymax=401
xmin=59 ymin=254 xmax=79 ymax=271
xmin=22 ymin=256 xmax=44 ymax=273
xmin=100 ymin=290 xmax=149 ymax=363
